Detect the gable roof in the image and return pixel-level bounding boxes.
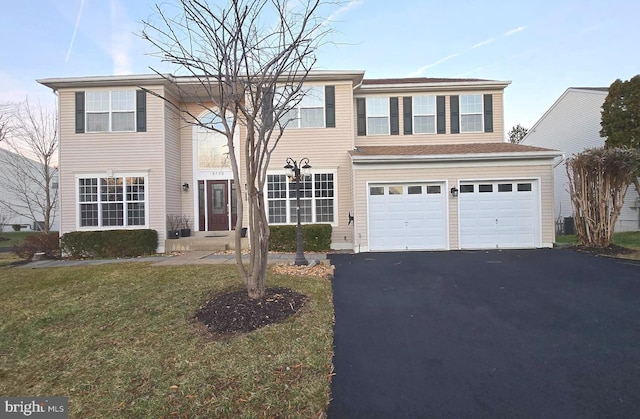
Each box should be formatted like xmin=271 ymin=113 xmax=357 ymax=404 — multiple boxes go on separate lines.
xmin=350 ymin=143 xmax=560 ymax=163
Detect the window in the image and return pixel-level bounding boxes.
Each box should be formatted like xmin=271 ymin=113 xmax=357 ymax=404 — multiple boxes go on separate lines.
xmin=388 ymin=186 xmax=403 ymax=195
xmin=86 ymin=90 xmax=135 ymax=132
xmin=498 ymin=183 xmax=513 ymax=192
xmin=408 ymin=186 xmax=422 ymax=195
xmin=479 ymin=184 xmax=493 ymax=193
xmin=517 ymin=183 xmax=532 ymax=192
xmin=78 ymin=176 xmax=146 ymax=227
xmin=369 ymin=186 xmax=384 ymax=196
xmin=267 ymin=173 xmax=335 ymax=224
xmin=426 ymin=185 xmax=441 ymax=194
xmin=282 ymin=86 xmax=325 ymax=128
xmin=413 ymin=96 xmax=436 ymax=134
xmin=197 ymin=113 xmax=231 ymax=169
xmin=460 ymin=94 xmax=483 ymax=133
xmin=366 ymin=97 xmax=389 ymax=135
xmin=460 ymin=184 xmax=474 ymax=193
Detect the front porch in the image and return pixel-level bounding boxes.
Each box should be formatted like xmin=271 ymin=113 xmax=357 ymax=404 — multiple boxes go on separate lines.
xmin=164 ymin=231 xmax=249 ymax=253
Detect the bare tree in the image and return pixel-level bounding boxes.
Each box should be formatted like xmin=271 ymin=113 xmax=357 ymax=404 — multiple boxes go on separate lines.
xmin=142 ymin=0 xmax=333 ymax=298
xmin=0 ymin=100 xmax=58 ymax=233
xmin=566 ymin=147 xmax=640 ymax=248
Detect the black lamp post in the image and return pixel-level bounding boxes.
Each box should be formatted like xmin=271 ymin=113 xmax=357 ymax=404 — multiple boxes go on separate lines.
xmin=284 ymin=157 xmax=311 ymax=266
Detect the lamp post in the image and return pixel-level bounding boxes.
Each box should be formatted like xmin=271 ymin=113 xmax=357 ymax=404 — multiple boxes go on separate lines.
xmin=284 ymin=157 xmax=311 ymax=266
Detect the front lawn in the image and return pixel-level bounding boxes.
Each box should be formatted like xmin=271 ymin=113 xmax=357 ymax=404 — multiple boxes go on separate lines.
xmin=0 ymin=263 xmax=333 ymax=417
xmin=0 ymin=231 xmax=38 ymax=248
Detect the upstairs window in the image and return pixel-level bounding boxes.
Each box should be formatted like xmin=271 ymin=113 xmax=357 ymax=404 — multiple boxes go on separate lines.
xmin=413 ymin=95 xmax=436 ymax=134
xmin=460 ymin=94 xmax=483 ymax=133
xmin=366 ymin=97 xmax=390 ymax=135
xmin=86 ymin=90 xmax=136 ymax=132
xmin=282 ymin=86 xmax=325 ymax=128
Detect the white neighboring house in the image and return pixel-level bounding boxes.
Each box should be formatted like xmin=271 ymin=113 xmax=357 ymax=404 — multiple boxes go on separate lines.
xmin=523 ymin=87 xmax=640 ymax=233
xmin=0 ymin=147 xmax=59 ymax=232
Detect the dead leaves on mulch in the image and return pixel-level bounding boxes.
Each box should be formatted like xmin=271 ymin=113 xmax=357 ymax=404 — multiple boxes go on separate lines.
xmin=270 ymin=260 xmax=334 ymax=280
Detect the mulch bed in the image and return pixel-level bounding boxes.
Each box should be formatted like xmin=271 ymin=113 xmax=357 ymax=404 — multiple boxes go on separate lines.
xmin=194 ymin=287 xmax=307 ymax=335
xmin=570 ymin=243 xmax=635 ymax=256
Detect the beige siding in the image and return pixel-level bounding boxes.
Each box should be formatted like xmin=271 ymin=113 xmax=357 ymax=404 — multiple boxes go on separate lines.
xmin=352 ymin=161 xmax=555 ymax=251
xmin=57 ymin=86 xmax=168 ymax=250
xmin=354 ymin=90 xmax=505 ymax=147
xmin=265 ymin=81 xmax=355 ymax=248
xmin=165 ymin=91 xmax=182 ymax=230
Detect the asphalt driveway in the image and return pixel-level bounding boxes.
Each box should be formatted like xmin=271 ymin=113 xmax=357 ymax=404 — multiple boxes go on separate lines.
xmin=328 ymin=249 xmax=640 ymax=419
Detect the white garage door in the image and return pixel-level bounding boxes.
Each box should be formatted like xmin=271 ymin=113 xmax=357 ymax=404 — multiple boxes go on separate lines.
xmin=368 ymin=183 xmax=447 ymax=251
xmin=459 ymin=180 xmax=539 ymax=249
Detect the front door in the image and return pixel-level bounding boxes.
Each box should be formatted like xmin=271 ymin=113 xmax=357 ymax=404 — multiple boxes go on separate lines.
xmin=207 ymin=180 xmax=228 ymax=231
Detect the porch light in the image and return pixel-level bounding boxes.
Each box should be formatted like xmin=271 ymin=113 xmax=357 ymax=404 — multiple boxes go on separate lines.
xmin=182 ymin=182 xmax=190 ymax=192
xmin=450 ymin=187 xmax=459 ymax=197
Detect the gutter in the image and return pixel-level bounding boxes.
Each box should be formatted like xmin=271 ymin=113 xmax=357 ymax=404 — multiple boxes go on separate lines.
xmin=351 ymin=150 xmax=562 ymax=164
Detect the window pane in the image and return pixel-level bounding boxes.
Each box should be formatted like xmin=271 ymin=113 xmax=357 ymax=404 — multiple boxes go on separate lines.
xmin=460 ymin=184 xmax=474 ymax=193
xmin=367 ymin=117 xmax=389 ymax=135
xmin=461 ymin=114 xmax=482 ymax=132
xmin=460 ymin=94 xmax=482 ymax=113
xmin=370 ymin=186 xmax=384 ymax=196
xmin=300 ymin=108 xmax=324 ymax=128
xmin=111 ymin=90 xmax=135 ymax=111
xmin=79 ymin=178 xmax=98 ymax=202
xmin=80 ymin=203 xmax=98 ymax=226
xmin=427 ymin=185 xmax=441 ymax=194
xmin=112 ymin=112 xmax=135 ymax=131
xmin=413 ymin=96 xmax=435 ymax=115
xmin=282 ymin=108 xmax=299 ymax=128
xmin=300 ymin=86 xmax=324 ymax=108
xmin=127 ymin=202 xmax=145 ymax=226
xmin=517 ymin=183 xmax=532 ymax=192
xmin=267 ymin=175 xmax=287 ymax=199
xmin=289 ymin=174 xmax=312 ymax=198
xmin=414 ymin=115 xmax=435 ymax=134
xmin=479 ymin=184 xmax=493 ymax=193
xmin=101 ymin=178 xmax=123 ymax=202
xmin=389 ymin=186 xmax=403 ymax=195
xmin=268 ymin=200 xmax=287 ymax=223
xmin=315 ymin=199 xmax=334 ymax=222
xmin=86 ymin=91 xmax=110 ymax=112
xmin=314 ymin=173 xmax=334 ymax=197
xmin=102 ymin=203 xmax=124 ymax=226
xmin=126 ymin=177 xmax=145 ymax=201
xmin=498 ymin=183 xmax=513 ymax=192
xmin=366 ymin=97 xmax=389 ymax=117
xmin=86 ymin=113 xmax=109 ymax=132
xmin=290 ymin=199 xmax=312 ymax=223
xmin=408 ymin=186 xmax=422 ymax=194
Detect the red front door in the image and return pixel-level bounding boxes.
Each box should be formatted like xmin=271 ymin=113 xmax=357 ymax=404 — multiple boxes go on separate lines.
xmin=207 ymin=180 xmax=228 ymax=231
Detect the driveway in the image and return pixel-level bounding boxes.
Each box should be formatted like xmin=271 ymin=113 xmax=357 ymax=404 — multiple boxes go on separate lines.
xmin=328 ymin=249 xmax=640 ymax=418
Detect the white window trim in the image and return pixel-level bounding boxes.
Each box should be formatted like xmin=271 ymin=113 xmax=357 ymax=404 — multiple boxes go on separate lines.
xmin=283 ymin=86 xmax=326 ymax=129
xmin=75 ymin=172 xmax=149 ymax=230
xmin=413 ymin=95 xmax=437 ymax=135
xmin=85 ymin=90 xmax=136 ymax=133
xmin=366 ymin=97 xmax=390 ymax=136
xmin=459 ymin=94 xmax=484 ymax=133
xmin=265 ymin=170 xmax=338 ymax=226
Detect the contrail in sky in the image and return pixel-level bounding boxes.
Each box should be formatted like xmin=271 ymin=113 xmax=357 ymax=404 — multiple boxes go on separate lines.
xmin=66 ymin=0 xmax=86 ymax=63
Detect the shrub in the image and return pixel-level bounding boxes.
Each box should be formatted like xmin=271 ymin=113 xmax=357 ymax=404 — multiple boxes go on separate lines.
xmin=61 ymin=230 xmax=158 ymax=259
xmin=14 ymin=232 xmax=60 ymax=260
xmin=269 ymin=224 xmax=332 ymax=252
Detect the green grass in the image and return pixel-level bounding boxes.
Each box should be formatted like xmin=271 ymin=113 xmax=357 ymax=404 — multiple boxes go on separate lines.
xmin=0 ymin=231 xmax=38 ymax=248
xmin=0 ymin=263 xmax=333 ymax=418
xmin=556 ymin=231 xmax=640 ymax=248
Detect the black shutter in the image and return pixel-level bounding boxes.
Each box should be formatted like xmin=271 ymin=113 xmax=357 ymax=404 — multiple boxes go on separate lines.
xmin=483 ymin=94 xmax=493 ymax=133
xmin=262 ymin=88 xmax=274 ymax=127
xmin=390 ymin=97 xmax=399 ymax=135
xmin=356 ymin=98 xmax=366 ymax=136
xmin=325 ymin=85 xmax=335 ymax=128
xmin=136 ymin=90 xmax=147 ymax=132
xmin=436 ymin=96 xmax=446 ymax=134
xmin=75 ymin=92 xmax=85 ymax=133
xmin=450 ymin=95 xmax=459 ymax=134
xmin=403 ymin=97 xmax=412 ymax=135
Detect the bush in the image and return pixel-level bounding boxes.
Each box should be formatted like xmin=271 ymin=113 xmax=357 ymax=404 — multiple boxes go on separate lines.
xmin=269 ymin=224 xmax=332 ymax=252
xmin=61 ymin=230 xmax=158 ymax=259
xmin=14 ymin=232 xmax=60 ymax=260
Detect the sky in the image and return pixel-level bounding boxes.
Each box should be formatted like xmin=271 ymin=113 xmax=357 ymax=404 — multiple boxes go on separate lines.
xmin=0 ymin=0 xmax=639 ymax=133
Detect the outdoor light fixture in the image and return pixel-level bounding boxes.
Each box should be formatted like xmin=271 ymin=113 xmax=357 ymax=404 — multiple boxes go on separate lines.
xmin=450 ymin=187 xmax=459 ymax=197
xmin=284 ymin=157 xmax=311 ymax=266
xmin=182 ymin=183 xmax=190 ymax=192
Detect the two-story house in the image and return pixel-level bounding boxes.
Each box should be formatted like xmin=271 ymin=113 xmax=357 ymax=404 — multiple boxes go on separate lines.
xmin=38 ymin=71 xmax=560 ymax=253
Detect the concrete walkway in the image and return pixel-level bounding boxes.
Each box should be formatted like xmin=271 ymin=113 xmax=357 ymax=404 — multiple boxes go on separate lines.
xmin=17 ymin=251 xmax=327 ymax=269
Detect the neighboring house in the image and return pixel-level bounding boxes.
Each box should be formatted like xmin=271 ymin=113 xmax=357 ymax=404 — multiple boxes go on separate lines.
xmin=0 ymin=148 xmax=59 ymax=232
xmin=522 ymin=87 xmax=640 ymax=233
xmin=38 ymin=72 xmax=560 ymax=253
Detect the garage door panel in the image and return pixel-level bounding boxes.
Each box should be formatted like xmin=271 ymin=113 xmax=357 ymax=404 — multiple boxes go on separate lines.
xmin=368 ymin=183 xmax=447 ymax=251
xmin=460 ymin=180 xmax=539 ymax=249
